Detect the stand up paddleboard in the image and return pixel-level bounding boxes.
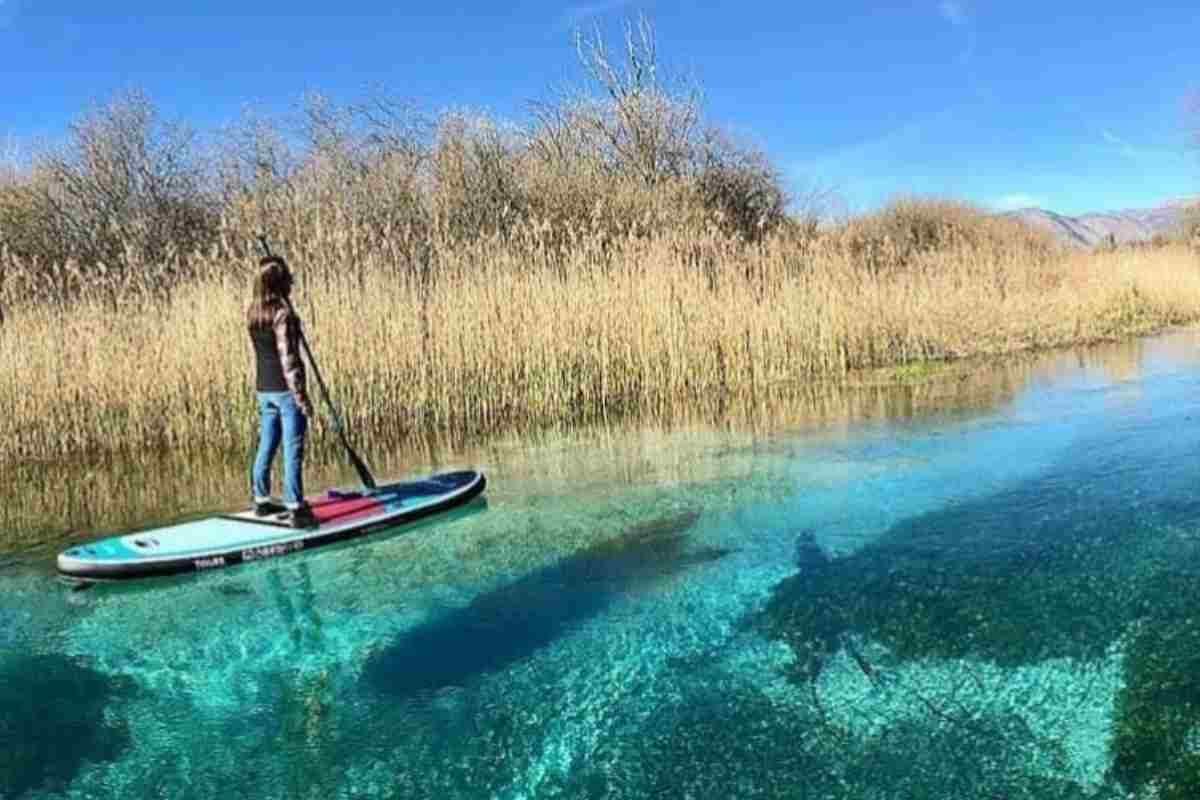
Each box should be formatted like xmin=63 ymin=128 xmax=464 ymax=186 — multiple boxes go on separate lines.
xmin=57 ymin=470 xmax=486 ymax=581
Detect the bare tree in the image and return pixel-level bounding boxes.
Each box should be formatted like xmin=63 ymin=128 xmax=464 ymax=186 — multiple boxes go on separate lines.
xmin=0 ymin=134 xmax=24 ymax=324
xmin=296 ymin=89 xmax=432 ymax=209
xmin=526 ymin=14 xmax=792 ymax=240
xmin=431 ymin=110 xmax=526 ymax=238
xmin=37 ymin=88 xmax=214 ymax=283
xmin=0 ymin=133 xmax=26 ymax=185
xmin=568 ymin=14 xmax=703 ymax=184
xmin=349 ymin=90 xmax=431 ymax=168
xmin=215 ymin=105 xmax=299 ymax=228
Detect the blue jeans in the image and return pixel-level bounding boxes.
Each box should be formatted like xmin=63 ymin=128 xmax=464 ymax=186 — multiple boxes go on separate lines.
xmin=251 ymin=392 xmax=308 ymax=508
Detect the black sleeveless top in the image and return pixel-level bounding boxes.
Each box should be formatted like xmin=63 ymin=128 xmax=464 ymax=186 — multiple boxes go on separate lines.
xmin=250 ymin=324 xmax=287 ymax=392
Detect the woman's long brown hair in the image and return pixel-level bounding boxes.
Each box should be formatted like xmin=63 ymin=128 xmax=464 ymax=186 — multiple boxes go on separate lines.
xmin=246 ymin=256 xmax=293 ymax=329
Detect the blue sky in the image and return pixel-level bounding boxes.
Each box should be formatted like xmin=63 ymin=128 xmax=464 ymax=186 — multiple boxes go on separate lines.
xmin=1 ymin=0 xmax=1196 ymax=216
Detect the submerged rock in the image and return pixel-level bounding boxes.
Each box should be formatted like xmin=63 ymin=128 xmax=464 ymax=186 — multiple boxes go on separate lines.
xmin=0 ymin=653 xmax=134 ymax=797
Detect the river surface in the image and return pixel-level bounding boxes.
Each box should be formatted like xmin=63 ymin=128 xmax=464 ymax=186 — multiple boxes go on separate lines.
xmin=5 ymin=330 xmax=1200 ymax=799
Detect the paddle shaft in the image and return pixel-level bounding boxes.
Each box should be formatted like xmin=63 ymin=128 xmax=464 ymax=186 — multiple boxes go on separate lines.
xmin=256 ymin=235 xmax=377 ymax=490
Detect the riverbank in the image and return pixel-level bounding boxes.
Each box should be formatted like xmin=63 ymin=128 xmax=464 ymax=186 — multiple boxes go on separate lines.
xmin=2 ymin=230 xmax=1197 ymax=466
xmin=4 ymin=327 xmax=1169 ymax=554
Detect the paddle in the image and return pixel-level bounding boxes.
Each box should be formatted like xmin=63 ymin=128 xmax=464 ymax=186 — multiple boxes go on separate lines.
xmin=255 ymin=235 xmax=377 ymax=491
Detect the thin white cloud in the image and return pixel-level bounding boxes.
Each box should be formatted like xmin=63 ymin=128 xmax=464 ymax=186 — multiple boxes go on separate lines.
xmin=1099 ymin=128 xmax=1185 ymax=165
xmin=992 ymin=194 xmax=1047 ymax=212
xmin=939 ymin=0 xmax=968 ymax=27
xmin=558 ymin=0 xmax=633 ymax=30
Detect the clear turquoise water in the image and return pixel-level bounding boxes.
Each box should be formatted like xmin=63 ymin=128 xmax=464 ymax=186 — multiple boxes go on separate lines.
xmin=5 ymin=331 xmax=1200 ymax=798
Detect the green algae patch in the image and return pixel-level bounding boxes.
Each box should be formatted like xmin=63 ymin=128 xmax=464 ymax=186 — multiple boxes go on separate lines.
xmin=864 ymin=358 xmax=952 ymax=385
xmin=0 ymin=654 xmax=135 ymax=797
xmin=1109 ymin=574 xmax=1200 ymax=799
xmin=754 ymin=492 xmax=1157 ymax=681
xmin=567 ymin=673 xmax=1112 ymax=799
xmin=752 ymin=445 xmax=1200 ymax=796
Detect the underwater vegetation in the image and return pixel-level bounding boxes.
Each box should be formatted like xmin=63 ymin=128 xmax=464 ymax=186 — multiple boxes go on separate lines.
xmin=546 ymin=664 xmax=1118 ymax=800
xmin=755 ymin=476 xmax=1179 ymax=678
xmin=362 ymin=510 xmax=727 ymax=697
xmin=753 ymin=431 xmax=1200 ymax=796
xmin=1108 ymin=569 xmax=1200 ymax=799
xmin=0 ymin=653 xmax=135 ymax=797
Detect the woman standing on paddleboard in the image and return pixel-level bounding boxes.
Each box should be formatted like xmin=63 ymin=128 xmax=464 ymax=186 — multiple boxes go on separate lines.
xmin=247 ymin=256 xmax=317 ymax=528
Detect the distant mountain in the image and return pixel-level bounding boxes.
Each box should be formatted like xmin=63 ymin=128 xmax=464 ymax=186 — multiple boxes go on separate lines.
xmin=1002 ymin=196 xmax=1200 ymax=248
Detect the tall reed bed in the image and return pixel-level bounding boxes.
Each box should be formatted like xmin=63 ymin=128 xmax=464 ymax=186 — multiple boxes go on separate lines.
xmin=2 ymin=50 xmax=1196 ymax=467
xmin=3 ymin=318 xmax=1161 ymax=550
xmin=3 ymin=222 xmax=1198 ymax=465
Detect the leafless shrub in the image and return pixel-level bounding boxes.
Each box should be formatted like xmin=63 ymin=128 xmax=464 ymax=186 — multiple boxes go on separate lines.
xmin=1174 ymin=203 xmax=1200 ymax=249
xmin=430 ymin=110 xmax=525 ymax=239
xmin=694 ymin=129 xmax=787 ymax=240
xmin=215 ymin=106 xmax=300 ymax=233
xmin=217 ymin=90 xmax=435 ymax=280
xmin=35 ymin=88 xmax=215 ymax=291
xmin=2 ymin=16 xmax=798 ymax=306
xmin=0 ymin=133 xmax=26 ymax=184
xmin=535 ymin=14 xmax=789 ymax=241
xmin=570 ymin=15 xmax=700 ymax=184
xmin=832 ymin=197 xmax=1062 ymax=276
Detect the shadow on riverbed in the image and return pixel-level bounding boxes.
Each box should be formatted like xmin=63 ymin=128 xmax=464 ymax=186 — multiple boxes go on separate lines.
xmin=362 ymin=510 xmax=728 ymax=697
xmin=754 ymin=431 xmax=1200 ymax=677
xmin=0 ymin=654 xmax=136 ymax=797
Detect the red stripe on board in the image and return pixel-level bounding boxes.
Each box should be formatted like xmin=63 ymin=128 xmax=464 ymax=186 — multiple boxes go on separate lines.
xmin=310 ymin=496 xmax=384 ymax=524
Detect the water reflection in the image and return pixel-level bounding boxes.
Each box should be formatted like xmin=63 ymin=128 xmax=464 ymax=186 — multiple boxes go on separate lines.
xmin=8 ymin=331 xmax=1194 ymax=555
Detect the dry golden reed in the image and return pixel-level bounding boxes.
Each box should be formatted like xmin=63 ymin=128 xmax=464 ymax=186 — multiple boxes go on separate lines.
xmin=2 ymin=323 xmax=1172 ymax=552
xmin=2 ymin=218 xmax=1198 ymax=467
